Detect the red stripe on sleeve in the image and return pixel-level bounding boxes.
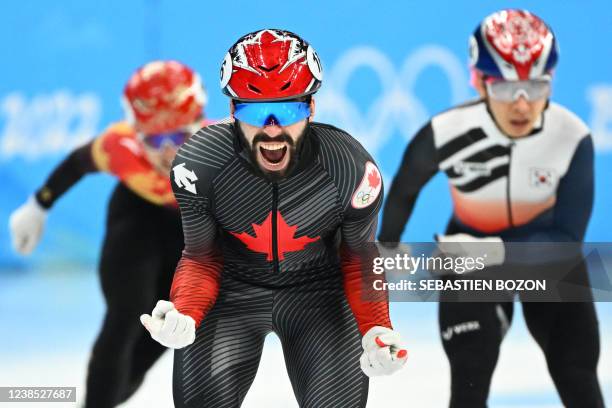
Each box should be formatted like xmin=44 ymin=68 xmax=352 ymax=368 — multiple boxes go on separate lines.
xmin=170 ymin=254 xmax=222 ymax=327
xmin=341 ymin=245 xmax=392 ymax=336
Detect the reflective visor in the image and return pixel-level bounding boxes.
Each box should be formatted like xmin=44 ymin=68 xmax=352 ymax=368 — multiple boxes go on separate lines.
xmin=234 ymin=102 xmax=311 ymax=127
xmin=486 ymin=79 xmax=551 ymax=102
xmin=142 ymin=131 xmax=190 ymax=149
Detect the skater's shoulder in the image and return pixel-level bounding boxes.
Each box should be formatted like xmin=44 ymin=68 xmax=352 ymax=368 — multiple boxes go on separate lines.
xmin=310 ymin=122 xmax=380 ymax=205
xmin=96 ymin=121 xmax=138 ymax=146
xmin=190 ymin=119 xmax=236 ymax=152
xmin=311 ymin=122 xmax=372 ymax=167
xmin=544 ymin=102 xmax=590 ymax=139
xmin=177 ymin=120 xmax=236 ymax=171
xmin=91 ymin=121 xmax=143 ymax=167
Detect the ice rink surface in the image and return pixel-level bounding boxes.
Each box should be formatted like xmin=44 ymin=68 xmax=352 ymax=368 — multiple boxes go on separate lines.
xmin=0 ymin=270 xmax=609 ymax=408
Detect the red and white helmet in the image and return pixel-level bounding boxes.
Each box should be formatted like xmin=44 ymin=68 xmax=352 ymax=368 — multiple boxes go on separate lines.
xmin=469 ymin=9 xmax=558 ymax=81
xmin=123 ymin=60 xmax=207 ymax=134
xmin=220 ymin=29 xmax=323 ymax=102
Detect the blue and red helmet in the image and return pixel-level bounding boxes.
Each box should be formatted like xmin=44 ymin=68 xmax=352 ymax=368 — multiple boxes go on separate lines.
xmin=469 ymin=10 xmax=559 ymax=81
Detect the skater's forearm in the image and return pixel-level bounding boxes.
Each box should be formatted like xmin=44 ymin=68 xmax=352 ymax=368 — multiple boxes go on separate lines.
xmin=341 ymin=244 xmax=392 ymax=336
xmin=35 ymin=141 xmax=97 ymax=209
xmin=170 ymin=253 xmax=222 ymax=327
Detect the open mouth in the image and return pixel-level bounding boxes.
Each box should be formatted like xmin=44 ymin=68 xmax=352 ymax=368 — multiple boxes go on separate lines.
xmin=257 ymin=141 xmax=290 ymax=172
xmin=510 ymin=119 xmax=530 ymax=128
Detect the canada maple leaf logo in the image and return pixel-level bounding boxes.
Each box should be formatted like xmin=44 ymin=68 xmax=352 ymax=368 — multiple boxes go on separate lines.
xmin=367 ymin=168 xmax=381 ymax=189
xmin=234 ymin=30 xmax=305 ymax=75
xmin=351 ymin=161 xmax=382 ymax=210
xmin=230 ymin=211 xmax=320 ymax=261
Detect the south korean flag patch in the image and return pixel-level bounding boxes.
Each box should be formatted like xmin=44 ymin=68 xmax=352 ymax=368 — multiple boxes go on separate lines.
xmin=530 ymin=167 xmax=556 ymax=188
xmin=351 ymin=161 xmax=382 ymax=209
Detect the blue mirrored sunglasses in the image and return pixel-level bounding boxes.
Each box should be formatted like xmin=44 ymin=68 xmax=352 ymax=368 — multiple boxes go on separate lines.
xmin=234 ymin=102 xmax=311 ymax=127
xmin=142 ymin=131 xmax=190 ymax=149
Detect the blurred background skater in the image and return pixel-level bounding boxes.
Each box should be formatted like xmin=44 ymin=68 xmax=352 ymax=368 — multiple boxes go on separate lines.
xmin=9 ymin=60 xmax=210 ymax=407
xmin=379 ymin=9 xmax=604 ymax=408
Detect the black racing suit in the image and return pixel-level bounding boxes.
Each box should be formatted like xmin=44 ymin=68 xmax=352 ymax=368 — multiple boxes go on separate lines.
xmin=169 ymin=121 xmax=391 ymax=408
xmin=379 ymin=100 xmax=603 ymax=408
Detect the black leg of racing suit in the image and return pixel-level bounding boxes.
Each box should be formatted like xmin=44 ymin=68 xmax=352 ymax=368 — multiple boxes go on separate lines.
xmin=439 ymin=298 xmax=514 ymax=408
xmin=173 ymin=277 xmax=368 ymax=408
xmin=440 ymin=261 xmax=604 ymax=408
xmin=85 ymin=184 xmax=183 ymax=407
xmin=522 ymin=259 xmax=603 ymax=408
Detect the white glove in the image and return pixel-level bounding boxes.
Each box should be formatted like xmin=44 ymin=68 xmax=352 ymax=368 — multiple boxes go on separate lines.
xmin=436 ymin=233 xmax=505 ymax=270
xmin=140 ymin=300 xmax=196 ymax=349
xmin=360 ymin=326 xmax=408 ymax=377
xmin=9 ymin=197 xmax=48 ymax=255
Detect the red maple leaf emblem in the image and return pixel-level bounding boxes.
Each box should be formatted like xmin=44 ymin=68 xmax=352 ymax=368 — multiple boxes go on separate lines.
xmin=230 ymin=211 xmax=320 ymax=261
xmin=242 ymin=30 xmax=301 ymax=73
xmin=367 ymin=169 xmax=381 ymax=189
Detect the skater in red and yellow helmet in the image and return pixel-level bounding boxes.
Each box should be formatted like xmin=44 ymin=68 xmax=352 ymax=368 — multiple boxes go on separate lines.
xmin=9 ymin=60 xmax=211 ymax=408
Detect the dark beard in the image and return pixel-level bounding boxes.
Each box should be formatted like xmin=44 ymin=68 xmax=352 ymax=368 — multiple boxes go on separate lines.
xmin=235 ymin=121 xmax=308 ymax=182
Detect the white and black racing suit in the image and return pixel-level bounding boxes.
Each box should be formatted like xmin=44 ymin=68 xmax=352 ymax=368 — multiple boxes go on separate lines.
xmin=379 ymin=100 xmax=603 ymax=408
